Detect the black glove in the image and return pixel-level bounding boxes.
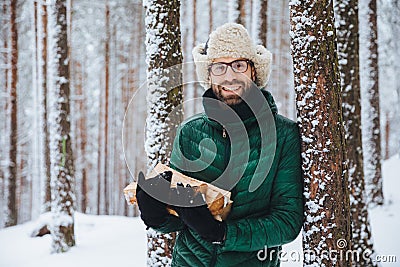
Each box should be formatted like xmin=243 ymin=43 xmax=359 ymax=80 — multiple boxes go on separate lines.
xmin=172 ymin=184 xmax=226 ymax=244
xmin=136 ymin=171 xmax=172 ymax=228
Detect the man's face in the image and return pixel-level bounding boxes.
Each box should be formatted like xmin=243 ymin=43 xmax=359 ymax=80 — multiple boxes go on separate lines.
xmin=210 ymin=57 xmax=255 ymax=106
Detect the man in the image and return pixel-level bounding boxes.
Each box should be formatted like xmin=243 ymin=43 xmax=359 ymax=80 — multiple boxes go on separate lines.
xmin=136 ymin=23 xmax=303 ymax=267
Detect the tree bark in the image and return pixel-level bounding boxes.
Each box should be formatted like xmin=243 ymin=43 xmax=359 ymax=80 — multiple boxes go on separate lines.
xmin=5 ymin=0 xmax=19 ymax=228
xmin=38 ymin=0 xmax=51 ymax=213
xmin=384 ymin=112 xmax=390 ymax=160
xmin=47 ymin=0 xmax=76 ymax=253
xmin=230 ymin=0 xmax=246 ymax=26
xmin=104 ymin=1 xmax=110 ymax=214
xmin=238 ymin=0 xmax=246 ymax=26
xmin=192 ymin=0 xmax=198 ymax=115
xmin=359 ymin=0 xmax=384 ymax=207
xmin=74 ymin=58 xmax=88 ymax=213
xmin=289 ymin=0 xmax=352 ymax=266
xmin=335 ymin=0 xmax=377 ymax=265
xmin=209 ymin=0 xmax=213 ymax=32
xmin=143 ymin=0 xmax=183 ymax=264
xmin=259 ymin=0 xmax=268 ymax=47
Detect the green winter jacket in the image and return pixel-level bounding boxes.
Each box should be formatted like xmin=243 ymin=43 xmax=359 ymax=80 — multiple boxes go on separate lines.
xmin=154 ymin=88 xmax=303 ymax=267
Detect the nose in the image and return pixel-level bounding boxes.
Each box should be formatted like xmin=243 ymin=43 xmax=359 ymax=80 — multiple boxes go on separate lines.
xmin=224 ymin=66 xmax=236 ymax=82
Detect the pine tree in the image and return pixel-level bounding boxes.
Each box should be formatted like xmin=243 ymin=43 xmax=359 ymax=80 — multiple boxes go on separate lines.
xmin=229 ymin=0 xmax=246 ymax=25
xmin=249 ymin=0 xmax=268 ymax=47
xmin=143 ymin=0 xmax=183 ymax=265
xmin=35 ymin=0 xmax=51 ymax=213
xmin=209 ymin=0 xmax=213 ymax=32
xmin=267 ymin=0 xmax=294 ymax=119
xmin=335 ymin=0 xmax=377 ymax=265
xmin=259 ymin=0 xmax=268 ymax=47
xmin=4 ymin=0 xmax=19 ymax=228
xmin=359 ymin=0 xmax=384 ymax=207
xmin=289 ymin=0 xmax=352 ymax=266
xmin=103 ymin=0 xmax=111 ymax=215
xmin=389 ymin=0 xmax=400 ymax=157
xmin=47 ymin=0 xmax=76 ymax=253
xmin=0 ymin=2 xmax=8 ymax=224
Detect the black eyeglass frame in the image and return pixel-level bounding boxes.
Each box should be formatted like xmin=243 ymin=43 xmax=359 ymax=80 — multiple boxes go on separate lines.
xmin=208 ymin=59 xmax=253 ymax=76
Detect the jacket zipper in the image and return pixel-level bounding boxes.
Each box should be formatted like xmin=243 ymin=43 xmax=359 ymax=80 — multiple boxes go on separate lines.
xmin=209 ymin=244 xmax=218 ymax=267
xmin=222 ymin=128 xmax=230 ymax=167
xmin=209 ymin=127 xmax=227 ymax=267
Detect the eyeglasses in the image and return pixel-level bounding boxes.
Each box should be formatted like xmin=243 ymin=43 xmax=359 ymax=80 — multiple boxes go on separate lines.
xmin=209 ymin=59 xmax=252 ymax=76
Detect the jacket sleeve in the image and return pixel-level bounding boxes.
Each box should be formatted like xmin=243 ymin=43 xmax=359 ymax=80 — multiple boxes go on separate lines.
xmin=151 ymin=126 xmax=186 ymax=234
xmin=222 ymin=123 xmax=303 ymax=252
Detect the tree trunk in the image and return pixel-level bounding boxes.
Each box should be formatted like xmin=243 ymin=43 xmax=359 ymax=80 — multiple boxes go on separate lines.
xmin=143 ymin=0 xmax=183 ymax=264
xmin=359 ymin=0 xmax=384 ymax=207
xmin=385 ymin=112 xmax=390 ymax=160
xmin=38 ymin=0 xmax=51 ymax=213
xmin=259 ymin=0 xmax=268 ymax=47
xmin=209 ymin=0 xmax=213 ymax=32
xmin=238 ymin=0 xmax=246 ymax=26
xmin=335 ymin=0 xmax=377 ymax=265
xmin=289 ymin=0 xmax=352 ymax=266
xmin=0 ymin=2 xmax=6 ymax=227
xmin=47 ymin=0 xmax=76 ymax=253
xmin=5 ymin=0 xmax=19 ymax=228
xmin=104 ymin=1 xmax=110 ymax=214
xmin=97 ymin=72 xmax=103 ymax=214
xmin=229 ymin=0 xmax=246 ymax=26
xmin=74 ymin=58 xmax=88 ymax=213
xmin=192 ymin=0 xmax=198 ymax=115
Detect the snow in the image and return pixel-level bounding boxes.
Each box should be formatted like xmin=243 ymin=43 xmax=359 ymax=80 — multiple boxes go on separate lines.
xmin=0 ymin=156 xmax=399 ymax=267
xmin=0 ymin=213 xmax=147 ymax=267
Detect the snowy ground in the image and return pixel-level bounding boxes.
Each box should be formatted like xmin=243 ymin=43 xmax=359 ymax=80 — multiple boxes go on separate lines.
xmin=0 ymin=156 xmax=399 ymax=267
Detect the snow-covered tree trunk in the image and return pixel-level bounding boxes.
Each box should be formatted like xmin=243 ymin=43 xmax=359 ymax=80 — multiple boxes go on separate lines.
xmin=208 ymin=0 xmax=213 ymax=32
xmin=191 ymin=0 xmax=198 ymax=116
xmin=4 ymin=0 xmax=19 ymax=228
xmin=390 ymin=0 xmax=400 ymax=157
xmin=250 ymin=0 xmax=267 ymax=47
xmin=289 ymin=0 xmax=352 ymax=266
xmin=35 ymin=0 xmax=51 ymax=214
xmin=32 ymin=0 xmax=52 ymax=220
xmin=267 ymin=0 xmax=294 ymax=119
xmin=103 ymin=1 xmax=110 ymax=215
xmin=0 ymin=1 xmax=9 ymax=227
xmin=73 ymin=57 xmax=88 ymax=213
xmin=143 ymin=0 xmax=183 ymax=264
xmin=259 ymin=0 xmax=268 ymax=47
xmin=32 ymin=0 xmax=41 ymax=219
xmin=229 ymin=0 xmax=246 ymax=25
xmin=47 ymin=0 xmax=76 ymax=253
xmin=360 ymin=0 xmax=384 ymax=207
xmin=335 ymin=0 xmax=377 ymax=265
xmin=96 ymin=2 xmax=111 ymax=216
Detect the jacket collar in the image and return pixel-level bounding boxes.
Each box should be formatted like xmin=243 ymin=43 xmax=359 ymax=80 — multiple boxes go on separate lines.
xmin=202 ymin=86 xmax=278 ymax=129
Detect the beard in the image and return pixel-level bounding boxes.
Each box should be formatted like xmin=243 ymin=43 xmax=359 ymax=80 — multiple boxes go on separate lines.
xmin=211 ymin=79 xmax=252 ymax=106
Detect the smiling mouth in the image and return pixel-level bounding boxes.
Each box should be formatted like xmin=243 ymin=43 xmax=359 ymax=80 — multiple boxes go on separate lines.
xmin=221 ymin=85 xmax=241 ymax=91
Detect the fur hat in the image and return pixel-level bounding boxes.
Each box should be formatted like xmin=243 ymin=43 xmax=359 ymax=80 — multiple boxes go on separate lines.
xmin=192 ymin=23 xmax=272 ymax=89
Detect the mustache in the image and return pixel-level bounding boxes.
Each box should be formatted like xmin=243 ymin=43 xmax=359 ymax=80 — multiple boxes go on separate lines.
xmin=218 ymin=80 xmax=246 ymax=87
